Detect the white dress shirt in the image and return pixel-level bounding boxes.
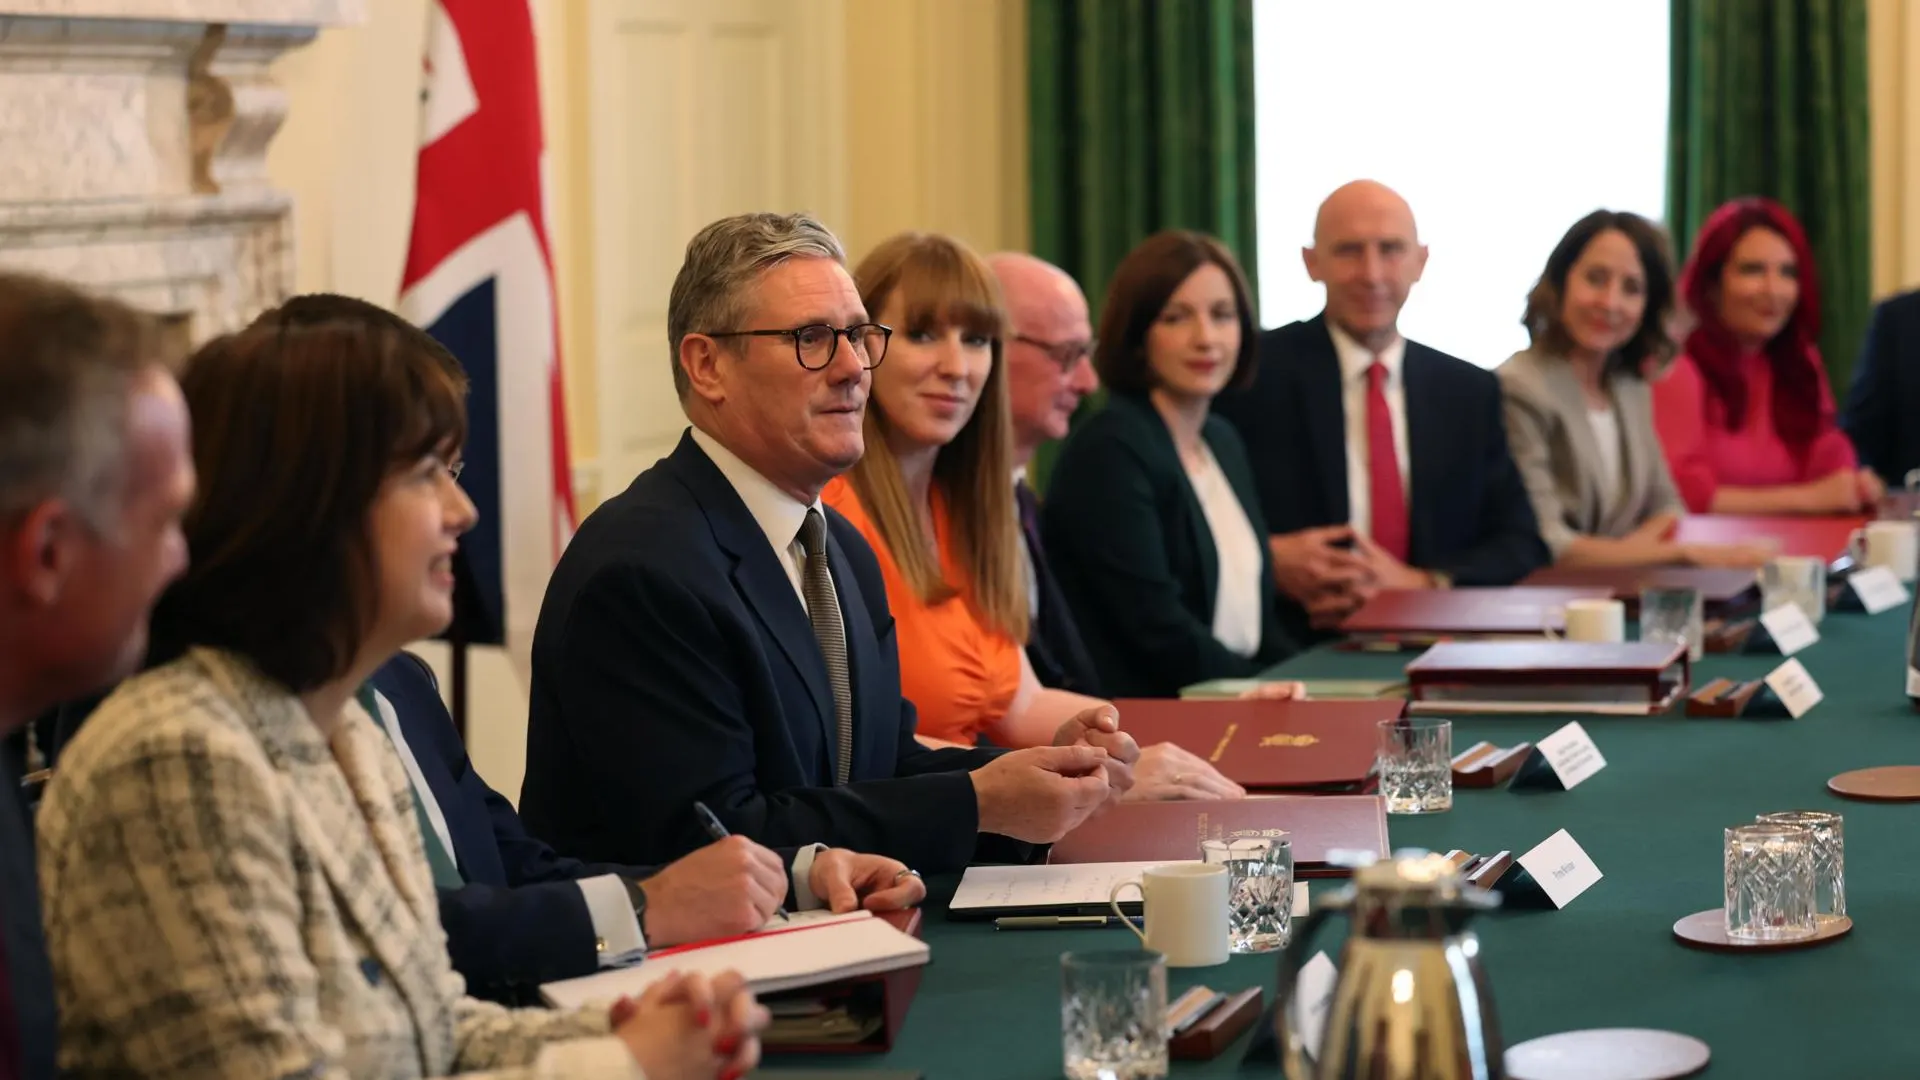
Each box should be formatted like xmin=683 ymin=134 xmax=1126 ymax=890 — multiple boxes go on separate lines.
xmin=1585 ymin=405 xmax=1625 ymax=520
xmin=1183 ymin=444 xmax=1264 ymax=658
xmin=1328 ymin=321 xmax=1411 ymax=541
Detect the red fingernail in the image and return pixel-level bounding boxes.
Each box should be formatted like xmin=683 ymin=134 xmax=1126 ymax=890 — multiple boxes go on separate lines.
xmin=696 ymin=1008 xmax=712 ymax=1028
xmin=714 ymin=1035 xmax=740 ymax=1056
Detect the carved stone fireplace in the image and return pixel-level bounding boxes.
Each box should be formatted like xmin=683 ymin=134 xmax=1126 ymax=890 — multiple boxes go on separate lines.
xmin=0 ymin=0 xmax=363 ymax=337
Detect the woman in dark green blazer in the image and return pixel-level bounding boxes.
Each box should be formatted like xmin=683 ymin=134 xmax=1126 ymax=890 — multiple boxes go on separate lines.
xmin=1042 ymin=232 xmax=1295 ymax=698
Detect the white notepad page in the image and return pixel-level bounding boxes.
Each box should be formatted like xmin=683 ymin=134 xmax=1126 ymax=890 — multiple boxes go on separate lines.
xmin=539 ymin=910 xmax=929 ymax=1010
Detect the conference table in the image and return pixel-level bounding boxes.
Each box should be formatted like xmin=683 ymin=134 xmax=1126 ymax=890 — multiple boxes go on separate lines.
xmin=800 ymin=596 xmax=1920 ymax=1078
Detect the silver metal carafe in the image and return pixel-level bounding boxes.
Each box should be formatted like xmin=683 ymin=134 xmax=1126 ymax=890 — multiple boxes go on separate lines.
xmin=1275 ymin=853 xmax=1505 ymax=1079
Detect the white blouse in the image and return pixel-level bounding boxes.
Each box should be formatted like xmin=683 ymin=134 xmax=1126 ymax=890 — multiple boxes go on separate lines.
xmin=1585 ymin=405 xmax=1625 ymax=520
xmin=1183 ymin=443 xmax=1263 ymax=659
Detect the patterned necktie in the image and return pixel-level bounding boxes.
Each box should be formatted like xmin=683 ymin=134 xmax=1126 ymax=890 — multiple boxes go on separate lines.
xmin=1366 ymin=360 xmax=1410 ymax=561
xmin=355 ymin=685 xmax=464 ymax=888
xmin=797 ymin=509 xmax=855 ymax=785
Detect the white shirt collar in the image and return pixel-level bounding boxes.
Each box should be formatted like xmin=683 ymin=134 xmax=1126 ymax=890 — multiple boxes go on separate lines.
xmin=688 ymin=426 xmax=821 ymax=554
xmin=1327 ymin=319 xmax=1408 ymax=385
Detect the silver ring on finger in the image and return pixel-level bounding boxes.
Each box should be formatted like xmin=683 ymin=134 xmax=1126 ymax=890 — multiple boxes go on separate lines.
xmin=893 ymin=868 xmax=921 ymax=885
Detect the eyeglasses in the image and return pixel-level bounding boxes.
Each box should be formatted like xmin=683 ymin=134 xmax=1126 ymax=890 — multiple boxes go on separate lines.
xmin=444 ymin=459 xmax=466 ymax=482
xmin=1014 ymin=333 xmax=1096 ymax=372
xmin=701 ymin=322 xmax=892 ymax=371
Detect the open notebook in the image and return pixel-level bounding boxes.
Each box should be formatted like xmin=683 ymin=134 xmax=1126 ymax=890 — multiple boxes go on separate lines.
xmin=540 ymin=909 xmax=930 ymax=1010
xmin=949 ymin=861 xmax=1308 ymax=920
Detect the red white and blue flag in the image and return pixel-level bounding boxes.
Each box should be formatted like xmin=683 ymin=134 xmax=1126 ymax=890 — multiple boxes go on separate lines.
xmin=400 ymin=0 xmax=574 ymax=669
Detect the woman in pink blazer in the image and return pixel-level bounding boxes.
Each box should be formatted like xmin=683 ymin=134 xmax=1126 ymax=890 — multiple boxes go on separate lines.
xmin=1650 ymin=197 xmax=1879 ymax=514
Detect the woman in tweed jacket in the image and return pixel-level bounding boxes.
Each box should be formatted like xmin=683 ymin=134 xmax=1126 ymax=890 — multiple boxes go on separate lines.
xmin=37 ymin=296 xmax=765 ymax=1079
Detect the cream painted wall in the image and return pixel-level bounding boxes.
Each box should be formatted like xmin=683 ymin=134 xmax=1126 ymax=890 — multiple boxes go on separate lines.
xmin=265 ymin=0 xmax=1030 ymax=802
xmin=1869 ymin=0 xmax=1920 ymax=297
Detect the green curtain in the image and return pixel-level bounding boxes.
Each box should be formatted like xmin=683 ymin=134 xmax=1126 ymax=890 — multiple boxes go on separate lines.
xmin=1666 ymin=0 xmax=1871 ymax=397
xmin=1027 ymin=0 xmax=1258 ymax=489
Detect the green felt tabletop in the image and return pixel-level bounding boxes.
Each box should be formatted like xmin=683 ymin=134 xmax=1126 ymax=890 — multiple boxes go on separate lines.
xmin=798 ymin=609 xmax=1920 ymax=1077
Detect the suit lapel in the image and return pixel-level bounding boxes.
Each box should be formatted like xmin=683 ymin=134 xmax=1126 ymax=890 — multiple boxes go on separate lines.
xmin=1402 ymin=347 xmax=1444 ymax=561
xmin=1297 ymin=317 xmax=1350 ymax=521
xmin=198 ymin=650 xmax=449 ymax=1075
xmin=1125 ymin=396 xmax=1219 ymax=615
xmin=669 ymin=437 xmax=836 ymax=757
xmin=1542 ymin=356 xmax=1606 ymax=528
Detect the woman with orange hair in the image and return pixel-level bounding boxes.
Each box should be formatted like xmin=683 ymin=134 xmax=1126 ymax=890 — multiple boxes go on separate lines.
xmin=823 ymin=232 xmax=1245 ymax=802
xmin=1650 ymin=197 xmax=1879 ymax=514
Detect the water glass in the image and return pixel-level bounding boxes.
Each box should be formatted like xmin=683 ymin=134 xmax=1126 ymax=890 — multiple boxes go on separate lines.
xmin=1061 ymin=950 xmax=1168 ymax=1080
xmin=1756 ymin=810 xmax=1845 ymax=920
xmin=1723 ymin=823 xmax=1817 ymax=942
xmin=1377 ymin=718 xmax=1452 ymax=814
xmin=1761 ymin=556 xmax=1827 ymax=624
xmin=1639 ymin=585 xmax=1704 ymax=662
xmin=1201 ymin=836 xmax=1293 ymax=954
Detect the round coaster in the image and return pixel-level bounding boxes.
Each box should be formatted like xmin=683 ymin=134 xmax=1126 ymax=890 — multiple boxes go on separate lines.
xmin=1672 ymin=908 xmax=1852 ymax=953
xmin=1827 ymin=765 xmax=1920 ymax=802
xmin=1505 ymin=1028 xmax=1710 ymax=1080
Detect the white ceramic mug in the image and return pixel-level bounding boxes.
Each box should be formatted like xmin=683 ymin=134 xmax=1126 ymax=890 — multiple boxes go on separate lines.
xmin=1850 ymin=519 xmax=1919 ymax=583
xmin=1109 ymin=863 xmax=1229 ymax=968
xmin=1544 ymin=598 xmax=1626 ymax=643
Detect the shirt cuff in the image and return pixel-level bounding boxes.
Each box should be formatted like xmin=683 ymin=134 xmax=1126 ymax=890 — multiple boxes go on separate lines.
xmin=534 ymin=1035 xmax=647 ymax=1079
xmin=789 ymin=843 xmax=830 ymax=911
xmin=577 ymin=874 xmax=647 ymax=968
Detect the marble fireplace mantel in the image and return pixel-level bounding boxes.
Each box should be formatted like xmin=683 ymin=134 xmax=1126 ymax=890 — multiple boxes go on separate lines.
xmin=0 ymin=0 xmax=364 ymax=336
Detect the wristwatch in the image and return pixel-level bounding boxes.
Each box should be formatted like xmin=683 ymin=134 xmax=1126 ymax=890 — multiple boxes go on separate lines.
xmin=624 ymin=877 xmax=651 ymax=949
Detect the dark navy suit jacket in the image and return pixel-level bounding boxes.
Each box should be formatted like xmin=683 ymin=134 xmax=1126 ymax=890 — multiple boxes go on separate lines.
xmin=368 ymin=653 xmax=656 ymax=1004
xmin=519 ymin=432 xmax=1017 ymax=873
xmin=1214 ymin=315 xmax=1548 ymax=641
xmin=1 ymin=743 xmax=55 ymax=1079
xmin=1842 ymin=288 xmax=1920 ymax=483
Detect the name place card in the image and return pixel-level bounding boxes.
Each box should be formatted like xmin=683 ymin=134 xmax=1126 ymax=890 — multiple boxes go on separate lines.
xmin=1850 ymin=566 xmax=1912 ymax=615
xmin=1759 ymin=602 xmax=1820 ymax=657
xmin=1508 ymin=722 xmax=1606 ymax=792
xmin=1286 ymin=951 xmax=1338 ymax=1060
xmin=1763 ymin=657 xmax=1824 ymax=718
xmin=1515 ymin=829 xmax=1602 ymax=909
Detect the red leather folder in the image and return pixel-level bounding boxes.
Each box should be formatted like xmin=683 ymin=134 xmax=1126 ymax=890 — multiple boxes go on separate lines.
xmin=1672 ymin=514 xmax=1867 ymax=560
xmin=1113 ymin=698 xmax=1400 ymax=792
xmin=1520 ymin=565 xmax=1760 ymax=616
xmin=1045 ymin=795 xmax=1389 ymax=878
xmin=763 ymin=909 xmax=924 ymax=1056
xmin=1338 ymin=586 xmax=1614 ymax=642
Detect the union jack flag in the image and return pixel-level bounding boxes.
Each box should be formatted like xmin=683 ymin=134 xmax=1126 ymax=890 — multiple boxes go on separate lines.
xmin=399 ymin=0 xmax=574 ymax=673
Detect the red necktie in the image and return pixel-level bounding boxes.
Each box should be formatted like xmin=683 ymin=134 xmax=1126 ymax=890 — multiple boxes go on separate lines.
xmin=1366 ymin=361 xmax=1409 ymax=561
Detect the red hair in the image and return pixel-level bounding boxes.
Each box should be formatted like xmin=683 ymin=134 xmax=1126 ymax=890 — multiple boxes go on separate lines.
xmin=1677 ymin=196 xmax=1829 ymax=449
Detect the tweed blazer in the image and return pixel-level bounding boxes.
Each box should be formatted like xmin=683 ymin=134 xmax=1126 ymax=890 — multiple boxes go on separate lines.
xmin=37 ymin=648 xmax=645 ymax=1079
xmin=1496 ymin=347 xmax=1686 ymax=560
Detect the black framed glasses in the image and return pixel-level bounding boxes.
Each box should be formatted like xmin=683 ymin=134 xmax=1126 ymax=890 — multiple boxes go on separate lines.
xmin=1014 ymin=333 xmax=1096 ymax=372
xmin=702 ymin=322 xmax=892 ymax=371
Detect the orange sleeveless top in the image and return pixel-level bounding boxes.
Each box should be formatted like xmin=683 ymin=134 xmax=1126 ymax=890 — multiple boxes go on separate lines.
xmin=822 ymin=476 xmax=1020 ymax=746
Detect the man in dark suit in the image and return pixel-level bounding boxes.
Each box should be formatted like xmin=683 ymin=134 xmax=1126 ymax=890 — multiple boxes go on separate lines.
xmin=988 ymin=251 xmax=1102 ymax=696
xmin=1215 ymin=180 xmax=1546 ymax=637
xmin=1843 ymin=288 xmax=1920 ymax=486
xmin=0 ymin=272 xmax=197 ymax=1080
xmin=366 ymin=653 xmax=924 ymax=1005
xmin=520 ymin=212 xmax=1135 ymax=873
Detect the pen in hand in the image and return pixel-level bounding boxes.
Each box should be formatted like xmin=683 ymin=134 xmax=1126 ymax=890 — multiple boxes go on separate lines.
xmin=693 ymin=800 xmax=791 ymax=923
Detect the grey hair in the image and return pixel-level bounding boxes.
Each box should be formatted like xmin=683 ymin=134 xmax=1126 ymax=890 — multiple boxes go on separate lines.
xmin=666 ymin=211 xmax=846 ymax=400
xmin=0 ymin=272 xmax=173 ymax=533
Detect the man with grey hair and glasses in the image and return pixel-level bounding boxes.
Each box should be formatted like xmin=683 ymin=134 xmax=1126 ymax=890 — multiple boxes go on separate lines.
xmin=522 ymin=212 xmax=1137 ymax=874
xmin=0 ymin=271 xmax=195 ymax=1080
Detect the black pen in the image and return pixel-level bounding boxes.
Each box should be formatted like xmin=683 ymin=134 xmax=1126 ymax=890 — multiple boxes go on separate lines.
xmin=693 ymin=800 xmax=791 ymax=923
xmin=994 ymin=915 xmax=1143 ymax=931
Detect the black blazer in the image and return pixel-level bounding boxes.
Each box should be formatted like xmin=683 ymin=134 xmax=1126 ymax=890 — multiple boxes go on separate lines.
xmin=367 ymin=653 xmax=659 ymax=1004
xmin=519 ymin=432 xmax=1015 ymax=874
xmin=1214 ymin=315 xmax=1548 ymax=638
xmin=1842 ymin=289 xmax=1920 ymax=483
xmin=1041 ymin=393 xmax=1294 ymax=698
xmin=1 ymin=743 xmax=55 ymax=1080
xmin=1015 ymin=480 xmax=1102 ymax=696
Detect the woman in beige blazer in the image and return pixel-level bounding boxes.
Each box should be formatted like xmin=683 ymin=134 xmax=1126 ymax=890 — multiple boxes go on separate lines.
xmin=38 ymin=297 xmax=766 ymax=1079
xmin=1497 ymin=211 xmax=1769 ymax=568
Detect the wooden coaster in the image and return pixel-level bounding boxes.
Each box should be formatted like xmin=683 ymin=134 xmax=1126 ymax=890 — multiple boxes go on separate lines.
xmin=1827 ymin=765 xmax=1920 ymax=802
xmin=1506 ymin=1028 xmax=1710 ymax=1080
xmin=1672 ymin=908 xmax=1852 ymax=952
